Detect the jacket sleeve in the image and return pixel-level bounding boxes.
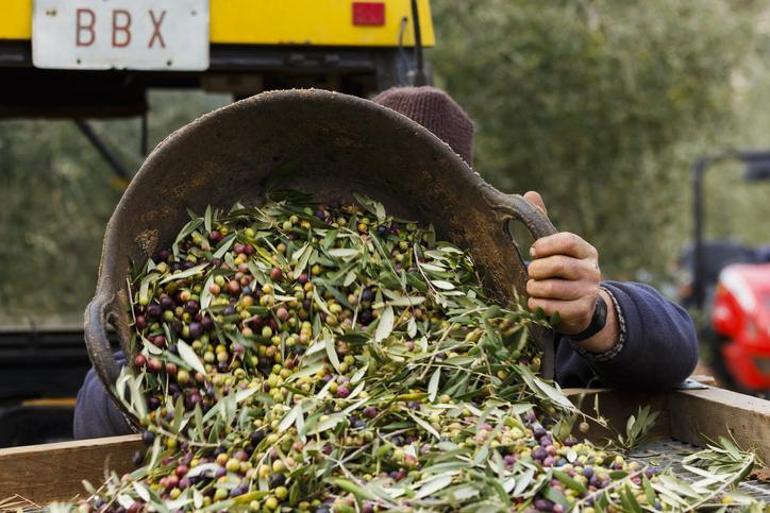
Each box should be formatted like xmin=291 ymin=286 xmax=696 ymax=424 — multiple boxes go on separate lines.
xmin=73 ymin=352 xmax=133 ymax=439
xmin=555 ymin=281 xmax=699 ymax=391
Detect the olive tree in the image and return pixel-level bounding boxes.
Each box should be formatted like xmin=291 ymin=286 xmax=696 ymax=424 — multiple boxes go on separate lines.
xmin=431 ymin=0 xmax=752 ymax=280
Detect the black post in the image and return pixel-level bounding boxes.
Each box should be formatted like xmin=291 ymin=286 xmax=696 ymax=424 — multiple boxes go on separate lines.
xmin=692 ymin=157 xmax=709 ymax=309
xmin=140 ymin=113 xmax=149 ymax=157
xmin=410 ymin=0 xmax=428 ymax=86
xmin=691 ymin=150 xmax=770 ymax=309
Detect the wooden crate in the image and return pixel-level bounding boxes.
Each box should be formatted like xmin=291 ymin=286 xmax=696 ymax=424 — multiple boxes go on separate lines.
xmin=2 ymin=386 xmax=769 ymax=506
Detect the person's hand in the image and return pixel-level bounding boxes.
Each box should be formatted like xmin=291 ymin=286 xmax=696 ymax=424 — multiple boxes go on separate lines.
xmin=523 ymin=191 xmax=618 ymax=353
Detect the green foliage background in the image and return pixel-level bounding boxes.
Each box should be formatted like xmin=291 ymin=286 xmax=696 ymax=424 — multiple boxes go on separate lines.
xmin=431 ymin=0 xmax=761 ymax=280
xmin=0 ymin=92 xmax=229 ymax=324
xmin=3 ymin=0 xmax=770 ymax=324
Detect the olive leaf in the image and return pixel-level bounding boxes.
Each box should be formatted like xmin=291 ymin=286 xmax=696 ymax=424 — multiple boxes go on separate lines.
xmin=212 ymin=233 xmax=236 ymax=259
xmin=327 ymin=248 xmax=359 ymax=259
xmin=428 ymin=368 xmax=441 ymax=402
xmin=352 ymin=192 xmax=386 ymax=221
xmin=416 ymin=473 xmax=456 ymax=499
xmin=375 ymin=305 xmax=395 ymax=342
xmin=292 ymin=243 xmax=313 ymax=279
xmin=159 ymin=263 xmax=208 ymax=284
xmin=177 ymin=339 xmax=207 ymax=375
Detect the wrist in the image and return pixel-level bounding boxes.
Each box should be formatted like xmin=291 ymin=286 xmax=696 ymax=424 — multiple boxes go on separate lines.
xmin=571 ymin=290 xmax=619 ymax=353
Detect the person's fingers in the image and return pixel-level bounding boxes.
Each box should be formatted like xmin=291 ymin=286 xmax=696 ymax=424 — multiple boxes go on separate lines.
xmin=523 ymin=190 xmax=547 ymax=215
xmin=527 ymin=255 xmax=600 ymax=281
xmin=530 ymin=232 xmax=598 ymax=260
xmin=527 ymin=296 xmax=594 ymax=332
xmin=526 ymin=279 xmax=597 ymax=301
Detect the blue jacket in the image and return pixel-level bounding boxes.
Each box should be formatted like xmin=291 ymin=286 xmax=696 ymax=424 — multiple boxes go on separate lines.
xmin=73 ymin=280 xmax=698 ymax=439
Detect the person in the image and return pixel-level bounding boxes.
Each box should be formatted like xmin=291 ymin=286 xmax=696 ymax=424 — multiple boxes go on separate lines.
xmin=73 ymin=86 xmax=698 ymax=439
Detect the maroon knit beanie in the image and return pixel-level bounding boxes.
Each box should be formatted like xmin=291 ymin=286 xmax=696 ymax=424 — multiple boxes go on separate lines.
xmin=373 ymin=86 xmax=474 ymax=166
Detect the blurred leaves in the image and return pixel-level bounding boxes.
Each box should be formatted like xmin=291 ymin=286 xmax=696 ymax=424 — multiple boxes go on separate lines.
xmin=431 ymin=0 xmax=754 ymax=281
xmin=0 ymin=91 xmax=229 ymax=324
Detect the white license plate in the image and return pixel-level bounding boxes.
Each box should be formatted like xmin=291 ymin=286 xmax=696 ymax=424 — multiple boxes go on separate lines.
xmin=32 ymin=0 xmax=209 ymax=71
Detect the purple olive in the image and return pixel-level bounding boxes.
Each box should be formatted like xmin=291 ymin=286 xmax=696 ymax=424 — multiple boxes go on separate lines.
xmin=184 ymin=300 xmax=199 ymax=314
xmin=135 ymin=315 xmax=147 ymax=330
xmin=185 ymin=392 xmax=202 ymax=410
xmin=147 ymin=304 xmax=162 ymax=319
xmin=359 ymin=310 xmax=373 ymax=325
xmin=229 ymin=485 xmax=247 ymax=498
xmin=251 ymin=429 xmax=266 ymax=445
xmin=188 ymin=322 xmax=202 ymax=339
xmin=141 ymin=430 xmax=155 ymax=445
xmin=160 ymin=295 xmax=175 ymax=310
xmin=268 ymin=473 xmax=286 ymax=488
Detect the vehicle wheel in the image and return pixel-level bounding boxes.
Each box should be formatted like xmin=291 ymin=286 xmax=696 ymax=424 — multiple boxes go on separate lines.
xmin=703 ymin=326 xmax=739 ymax=390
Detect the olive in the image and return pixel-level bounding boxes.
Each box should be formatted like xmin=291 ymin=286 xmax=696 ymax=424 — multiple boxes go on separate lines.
xmin=134 ymin=315 xmax=147 ymax=330
xmin=133 ymin=354 xmax=147 ymax=368
xmin=268 ymin=473 xmax=286 ymax=488
xmin=132 ymin=450 xmax=144 ymax=467
xmin=160 ymin=295 xmax=175 ymax=310
xmin=147 ymin=358 xmax=162 ymax=373
xmin=147 ymin=304 xmax=162 ymax=319
xmin=188 ymin=322 xmax=202 ymax=339
xmin=141 ymin=430 xmax=155 ymax=445
xmin=227 ymin=280 xmax=241 ymax=295
xmin=184 ymin=300 xmax=199 ymax=314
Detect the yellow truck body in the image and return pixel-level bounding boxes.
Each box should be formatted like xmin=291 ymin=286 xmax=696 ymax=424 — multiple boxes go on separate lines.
xmin=0 ymin=0 xmax=435 ymax=47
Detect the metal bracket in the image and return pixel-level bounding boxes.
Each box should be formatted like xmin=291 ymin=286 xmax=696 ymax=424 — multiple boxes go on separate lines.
xmin=74 ymin=120 xmax=131 ymax=181
xmin=676 ymin=377 xmax=710 ymax=390
xmin=74 ymin=115 xmax=150 ymax=181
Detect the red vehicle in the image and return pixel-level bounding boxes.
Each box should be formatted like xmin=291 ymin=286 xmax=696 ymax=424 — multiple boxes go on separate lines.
xmin=712 ymin=264 xmax=770 ymax=390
